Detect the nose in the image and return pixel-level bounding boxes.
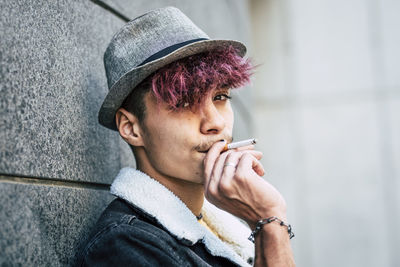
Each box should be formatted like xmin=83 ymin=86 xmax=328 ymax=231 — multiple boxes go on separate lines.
xmin=199 ymin=101 xmax=225 ymax=135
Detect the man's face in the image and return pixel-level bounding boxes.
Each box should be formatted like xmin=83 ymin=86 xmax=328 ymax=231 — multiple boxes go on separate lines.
xmin=139 ymin=88 xmax=234 ymax=184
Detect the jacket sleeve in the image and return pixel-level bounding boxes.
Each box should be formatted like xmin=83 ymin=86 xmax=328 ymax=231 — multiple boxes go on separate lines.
xmin=78 ymin=222 xmax=185 ymax=267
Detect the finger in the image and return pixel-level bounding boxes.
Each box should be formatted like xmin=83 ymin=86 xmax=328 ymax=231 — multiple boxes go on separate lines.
xmin=237 ymin=153 xmax=265 ymax=177
xmin=219 ymin=152 xmax=243 ymax=191
xmin=253 ymin=161 xmax=265 ymax=177
xmin=213 ymin=150 xmax=262 ymax=183
xmin=233 ymin=150 xmax=263 ymax=161
xmin=212 ymin=151 xmax=241 ymax=185
xmin=210 ymin=150 xmax=234 ymax=179
xmin=208 ymin=150 xmax=232 ymax=192
xmin=231 ymin=144 xmax=254 ymax=152
xmin=203 ymin=140 xmax=227 ymax=189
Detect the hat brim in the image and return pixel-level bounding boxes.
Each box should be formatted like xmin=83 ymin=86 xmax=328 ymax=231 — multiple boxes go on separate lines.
xmin=98 ymin=39 xmax=247 ymax=131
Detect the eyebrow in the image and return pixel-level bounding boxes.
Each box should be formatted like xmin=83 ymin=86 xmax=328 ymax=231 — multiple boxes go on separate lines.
xmin=214 ymin=88 xmax=231 ymax=93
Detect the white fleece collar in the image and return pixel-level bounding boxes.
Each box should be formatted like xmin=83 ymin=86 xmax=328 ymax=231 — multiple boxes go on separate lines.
xmin=110 ymin=167 xmax=254 ymax=266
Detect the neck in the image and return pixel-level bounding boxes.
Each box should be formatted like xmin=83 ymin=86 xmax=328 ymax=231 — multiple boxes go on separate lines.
xmin=135 ymin=151 xmax=204 ymax=217
xmin=155 ymin=175 xmax=205 ymax=217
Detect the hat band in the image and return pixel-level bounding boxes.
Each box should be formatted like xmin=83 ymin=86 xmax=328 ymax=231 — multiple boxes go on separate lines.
xmin=137 ymin=38 xmax=209 ymax=67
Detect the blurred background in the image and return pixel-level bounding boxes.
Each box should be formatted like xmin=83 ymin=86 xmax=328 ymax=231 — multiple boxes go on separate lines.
xmin=250 ymin=0 xmax=399 ymax=266
xmin=0 ymin=0 xmax=398 ymax=266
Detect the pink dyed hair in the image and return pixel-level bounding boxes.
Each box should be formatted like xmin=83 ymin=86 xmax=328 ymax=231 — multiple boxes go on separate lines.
xmin=147 ymin=44 xmax=257 ymax=110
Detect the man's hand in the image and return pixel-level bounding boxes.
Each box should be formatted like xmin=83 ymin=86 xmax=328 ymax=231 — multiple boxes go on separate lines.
xmin=203 ymin=140 xmax=287 ymax=227
xmin=203 ymin=140 xmax=295 ymax=266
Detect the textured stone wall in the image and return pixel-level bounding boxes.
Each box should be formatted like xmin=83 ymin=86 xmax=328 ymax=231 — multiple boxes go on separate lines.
xmin=0 ymin=0 xmax=253 ymax=265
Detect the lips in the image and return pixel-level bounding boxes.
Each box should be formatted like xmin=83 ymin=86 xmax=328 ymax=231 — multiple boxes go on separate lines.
xmin=196 ymin=137 xmax=232 ymax=153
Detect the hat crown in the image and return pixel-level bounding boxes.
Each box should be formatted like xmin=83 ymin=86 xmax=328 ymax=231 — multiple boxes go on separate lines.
xmin=104 ymin=7 xmax=209 ymax=89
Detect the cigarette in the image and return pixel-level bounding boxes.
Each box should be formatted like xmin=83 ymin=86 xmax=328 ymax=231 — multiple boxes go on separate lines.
xmin=223 ymin=138 xmax=257 ymax=152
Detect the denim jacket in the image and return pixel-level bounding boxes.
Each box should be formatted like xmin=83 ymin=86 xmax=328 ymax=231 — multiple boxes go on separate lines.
xmin=76 ymin=168 xmax=254 ymax=266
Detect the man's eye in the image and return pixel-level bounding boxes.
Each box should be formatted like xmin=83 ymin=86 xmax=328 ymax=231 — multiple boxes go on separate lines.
xmin=213 ymin=94 xmax=232 ymax=101
xmin=175 ymin=101 xmax=190 ymax=108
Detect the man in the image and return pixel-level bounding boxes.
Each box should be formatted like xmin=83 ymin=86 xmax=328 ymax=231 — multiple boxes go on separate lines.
xmin=77 ymin=6 xmax=295 ymax=266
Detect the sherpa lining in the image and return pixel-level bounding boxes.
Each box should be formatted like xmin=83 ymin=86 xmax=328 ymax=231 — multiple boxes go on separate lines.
xmin=110 ymin=167 xmax=254 ymax=266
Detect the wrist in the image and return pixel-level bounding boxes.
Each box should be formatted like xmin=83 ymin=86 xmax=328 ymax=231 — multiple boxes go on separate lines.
xmin=260 ymin=221 xmax=289 ymax=237
xmin=259 ymin=202 xmax=287 ymax=219
xmin=248 ymin=216 xmax=294 ymax=243
xmin=246 ymin=212 xmax=287 ymax=230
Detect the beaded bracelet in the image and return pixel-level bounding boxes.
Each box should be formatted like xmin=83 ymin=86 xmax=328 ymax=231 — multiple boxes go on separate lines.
xmin=248 ymin=216 xmax=295 ymax=243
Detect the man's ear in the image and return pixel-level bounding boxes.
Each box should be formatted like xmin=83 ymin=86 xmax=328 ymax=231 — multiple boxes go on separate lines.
xmin=115 ymin=108 xmax=145 ymax=147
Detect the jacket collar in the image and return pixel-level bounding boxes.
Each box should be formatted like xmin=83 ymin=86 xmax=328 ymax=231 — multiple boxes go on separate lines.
xmin=110 ymin=167 xmax=254 ymax=266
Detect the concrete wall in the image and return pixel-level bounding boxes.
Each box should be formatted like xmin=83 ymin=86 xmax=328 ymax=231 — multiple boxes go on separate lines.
xmin=0 ymin=0 xmax=253 ymax=265
xmin=250 ymin=0 xmax=400 ymax=266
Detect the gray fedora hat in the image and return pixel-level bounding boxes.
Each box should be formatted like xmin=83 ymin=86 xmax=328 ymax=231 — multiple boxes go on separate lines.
xmin=98 ymin=6 xmax=247 ymax=130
